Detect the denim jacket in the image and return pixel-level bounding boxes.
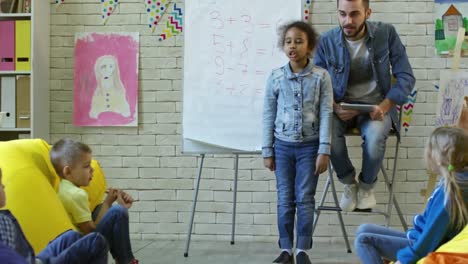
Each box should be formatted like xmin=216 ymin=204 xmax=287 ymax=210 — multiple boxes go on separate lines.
xmin=262 ymin=60 xmax=333 ymax=158
xmin=314 ymin=21 xmax=415 ymax=133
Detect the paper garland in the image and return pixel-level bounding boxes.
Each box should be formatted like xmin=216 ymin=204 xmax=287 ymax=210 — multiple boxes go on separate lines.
xmin=397 ymin=88 xmax=418 ymax=132
xmin=55 ymin=0 xmax=183 ymax=35
xmin=55 ymin=0 xmax=65 ymax=7
xmin=159 ymin=3 xmax=183 ymax=41
xmin=100 ymin=0 xmax=119 ymax=24
xmin=303 ymin=0 xmax=311 ymax=22
xmin=145 ymin=0 xmax=171 ymax=33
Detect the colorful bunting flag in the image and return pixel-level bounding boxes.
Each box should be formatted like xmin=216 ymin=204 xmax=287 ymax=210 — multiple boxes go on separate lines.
xmin=55 ymin=0 xmax=65 ymax=7
xmin=101 ymin=0 xmax=119 ymax=24
xmin=397 ymin=88 xmax=418 ymax=132
xmin=145 ymin=0 xmax=171 ymax=33
xmin=303 ymin=0 xmax=311 ymax=22
xmin=159 ymin=3 xmax=183 ymax=41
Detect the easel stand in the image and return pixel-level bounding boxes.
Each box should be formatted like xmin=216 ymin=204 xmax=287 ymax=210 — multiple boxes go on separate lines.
xmin=184 ymin=152 xmax=247 ymax=257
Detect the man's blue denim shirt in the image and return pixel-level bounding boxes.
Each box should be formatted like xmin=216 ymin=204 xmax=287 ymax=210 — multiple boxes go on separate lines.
xmin=314 ymin=21 xmax=416 ymax=133
xmin=262 ymin=60 xmax=333 ymax=158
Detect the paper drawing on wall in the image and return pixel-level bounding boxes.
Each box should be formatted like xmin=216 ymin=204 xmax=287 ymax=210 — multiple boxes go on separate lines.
xmin=436 ymin=70 xmax=468 ymax=127
xmin=74 ymin=32 xmax=139 ymax=127
xmin=89 ymin=55 xmax=130 ymax=119
xmin=435 ymin=0 xmax=468 ymax=56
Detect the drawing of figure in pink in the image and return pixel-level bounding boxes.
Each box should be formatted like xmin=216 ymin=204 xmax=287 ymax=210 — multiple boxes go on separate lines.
xmin=89 ymin=55 xmax=130 ymax=119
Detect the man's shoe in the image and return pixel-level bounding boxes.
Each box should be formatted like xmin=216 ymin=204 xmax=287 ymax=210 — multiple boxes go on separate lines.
xmin=273 ymin=251 xmax=294 ymax=264
xmin=339 ymin=183 xmax=358 ymax=212
xmin=295 ymin=252 xmax=311 ymax=264
xmin=356 ymin=187 xmax=377 ymax=210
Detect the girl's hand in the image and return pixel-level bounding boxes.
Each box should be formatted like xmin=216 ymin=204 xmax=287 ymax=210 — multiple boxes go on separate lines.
xmin=263 ymin=157 xmax=275 ymax=171
xmin=314 ymin=154 xmax=329 ymax=176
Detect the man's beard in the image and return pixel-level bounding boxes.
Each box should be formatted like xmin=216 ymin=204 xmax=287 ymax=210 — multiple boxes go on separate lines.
xmin=342 ymin=20 xmax=366 ymax=39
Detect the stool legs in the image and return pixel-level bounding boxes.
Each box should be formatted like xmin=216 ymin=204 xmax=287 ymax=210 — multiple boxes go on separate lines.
xmin=381 ymin=165 xmax=408 ymax=231
xmin=313 ymin=162 xmax=352 ymax=253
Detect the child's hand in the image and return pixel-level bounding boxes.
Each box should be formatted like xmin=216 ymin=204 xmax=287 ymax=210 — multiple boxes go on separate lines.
xmin=104 ymin=188 xmax=118 ymax=205
xmin=263 ymin=157 xmax=275 ymax=171
xmin=117 ymin=190 xmax=134 ymax=209
xmin=314 ymin=154 xmax=329 ymax=176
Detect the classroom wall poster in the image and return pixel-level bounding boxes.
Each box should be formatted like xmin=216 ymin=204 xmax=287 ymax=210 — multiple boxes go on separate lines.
xmin=74 ymin=32 xmax=139 ymax=127
xmin=435 ymin=0 xmax=468 ymax=56
xmin=436 ymin=70 xmax=468 ymax=128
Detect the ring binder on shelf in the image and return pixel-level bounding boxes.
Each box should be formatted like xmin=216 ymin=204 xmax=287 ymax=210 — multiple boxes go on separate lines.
xmin=0 ymin=20 xmax=15 ymax=71
xmin=1 ymin=76 xmax=16 ymax=128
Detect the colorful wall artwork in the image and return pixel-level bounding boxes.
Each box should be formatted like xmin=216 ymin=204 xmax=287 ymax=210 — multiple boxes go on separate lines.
xmin=74 ymin=32 xmax=139 ymax=127
xmin=435 ymin=0 xmax=468 ymax=56
xmin=436 ymin=70 xmax=468 ymax=128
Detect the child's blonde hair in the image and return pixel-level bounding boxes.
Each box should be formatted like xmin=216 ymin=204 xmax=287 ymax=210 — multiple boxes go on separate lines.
xmin=50 ymin=138 xmax=92 ymax=178
xmin=425 ymin=126 xmax=468 ymax=231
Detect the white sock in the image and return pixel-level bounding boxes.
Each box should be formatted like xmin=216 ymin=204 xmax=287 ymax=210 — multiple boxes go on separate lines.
xmin=281 ymin=249 xmax=293 ymax=256
xmin=296 ymin=249 xmax=307 ymax=255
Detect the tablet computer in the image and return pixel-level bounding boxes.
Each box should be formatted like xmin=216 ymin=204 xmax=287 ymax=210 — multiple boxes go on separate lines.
xmin=340 ymin=103 xmax=376 ymax=112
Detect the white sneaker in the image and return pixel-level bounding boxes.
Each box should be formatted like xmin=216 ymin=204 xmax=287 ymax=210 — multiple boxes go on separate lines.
xmin=340 ymin=183 xmax=357 ymax=212
xmin=356 ymin=187 xmax=377 ymax=210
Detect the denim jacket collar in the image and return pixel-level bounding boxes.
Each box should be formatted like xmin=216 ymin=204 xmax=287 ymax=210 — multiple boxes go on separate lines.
xmin=284 ymin=59 xmax=314 ymax=79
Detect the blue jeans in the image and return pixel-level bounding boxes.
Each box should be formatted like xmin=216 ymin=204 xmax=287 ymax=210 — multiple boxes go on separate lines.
xmin=330 ymin=113 xmax=392 ymax=190
xmin=355 ymin=224 xmax=409 ymax=264
xmin=274 ymin=138 xmax=319 ymax=250
xmin=93 ymin=204 xmax=134 ymax=263
xmin=36 ymin=230 xmax=108 ymax=264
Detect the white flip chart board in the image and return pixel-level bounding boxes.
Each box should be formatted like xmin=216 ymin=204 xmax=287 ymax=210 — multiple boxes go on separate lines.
xmin=182 ymin=0 xmax=302 ymax=153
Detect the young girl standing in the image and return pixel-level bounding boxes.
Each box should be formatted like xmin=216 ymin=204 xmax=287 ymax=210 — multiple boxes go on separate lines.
xmin=262 ymin=21 xmax=333 ymax=264
xmin=355 ymin=126 xmax=468 ymax=264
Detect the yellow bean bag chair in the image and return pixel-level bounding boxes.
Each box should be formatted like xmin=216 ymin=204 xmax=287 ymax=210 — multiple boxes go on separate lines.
xmin=0 ymin=139 xmax=107 ymax=254
xmin=417 ymin=225 xmax=468 ymax=263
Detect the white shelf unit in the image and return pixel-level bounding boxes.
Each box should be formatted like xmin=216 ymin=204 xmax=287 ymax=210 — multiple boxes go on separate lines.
xmin=0 ymin=13 xmax=31 ymax=18
xmin=0 ymin=2 xmax=49 ymax=141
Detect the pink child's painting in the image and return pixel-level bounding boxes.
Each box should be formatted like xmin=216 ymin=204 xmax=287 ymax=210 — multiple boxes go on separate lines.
xmin=74 ymin=32 xmax=139 ymax=126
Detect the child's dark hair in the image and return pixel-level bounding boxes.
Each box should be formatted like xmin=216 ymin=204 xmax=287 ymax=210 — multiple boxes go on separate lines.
xmin=50 ymin=138 xmax=92 ymax=178
xmin=277 ymin=21 xmax=318 ymax=51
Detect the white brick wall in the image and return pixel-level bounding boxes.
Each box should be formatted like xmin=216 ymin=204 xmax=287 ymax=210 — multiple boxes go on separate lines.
xmin=50 ymin=0 xmax=445 ymax=243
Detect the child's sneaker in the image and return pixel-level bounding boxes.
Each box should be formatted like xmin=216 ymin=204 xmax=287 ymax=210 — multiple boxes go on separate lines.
xmin=296 ymin=252 xmax=311 ymax=264
xmin=339 ymin=183 xmax=357 ymax=212
xmin=272 ymin=251 xmax=293 ymax=264
xmin=356 ymin=187 xmax=377 ymax=210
